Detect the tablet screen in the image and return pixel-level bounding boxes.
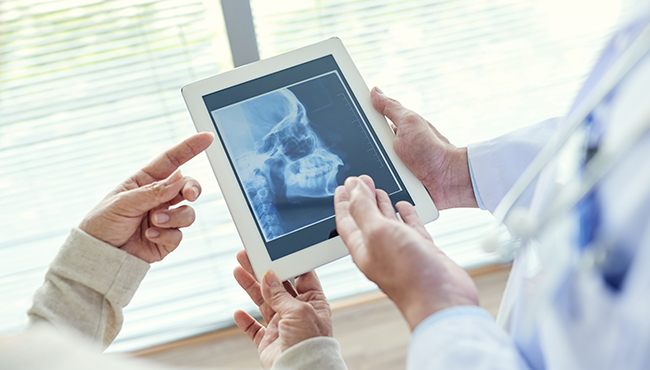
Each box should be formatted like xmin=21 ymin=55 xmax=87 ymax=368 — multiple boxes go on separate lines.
xmin=203 ymin=55 xmax=413 ymax=260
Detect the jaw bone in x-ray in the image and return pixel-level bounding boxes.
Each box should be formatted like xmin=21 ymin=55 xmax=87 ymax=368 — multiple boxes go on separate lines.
xmin=236 ymin=89 xmax=343 ymax=240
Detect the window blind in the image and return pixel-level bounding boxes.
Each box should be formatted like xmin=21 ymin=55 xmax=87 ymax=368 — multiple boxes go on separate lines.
xmin=0 ymin=0 xmax=244 ymax=352
xmin=0 ymin=0 xmax=633 ymax=353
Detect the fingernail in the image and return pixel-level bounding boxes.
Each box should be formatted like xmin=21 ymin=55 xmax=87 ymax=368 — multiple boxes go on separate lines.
xmin=375 ymin=86 xmax=384 ymax=94
xmin=154 ymin=213 xmax=170 ymax=224
xmin=192 ymin=186 xmax=200 ymax=199
xmin=146 ymin=228 xmax=159 ymax=238
xmin=165 ymin=170 xmax=182 ymax=185
xmin=265 ymin=271 xmax=280 ymax=287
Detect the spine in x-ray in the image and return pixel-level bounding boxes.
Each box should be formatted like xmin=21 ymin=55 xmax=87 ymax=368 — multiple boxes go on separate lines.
xmin=245 ymin=170 xmax=283 ymax=240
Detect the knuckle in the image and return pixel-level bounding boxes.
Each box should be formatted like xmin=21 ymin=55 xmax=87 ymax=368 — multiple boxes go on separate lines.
xmin=295 ymin=303 xmax=315 ymax=317
xmin=182 ymin=140 xmax=201 ymax=158
xmin=144 ymin=182 xmax=167 ymax=200
xmin=401 ymin=111 xmax=421 ymax=124
xmin=384 ymin=96 xmax=401 ymax=109
xmin=270 ymin=287 xmax=286 ymax=303
xmin=261 ymin=305 xmax=275 ymax=321
xmin=112 ymin=191 xmax=128 ymax=205
xmin=111 ymin=192 xmax=136 ymax=213
xmin=246 ymin=284 xmax=264 ymax=306
xmin=164 ymin=152 xmax=183 ymax=168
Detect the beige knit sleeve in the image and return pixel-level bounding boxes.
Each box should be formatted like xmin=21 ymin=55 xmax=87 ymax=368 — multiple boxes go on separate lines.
xmin=27 ymin=227 xmax=150 ymax=349
xmin=271 ymin=337 xmax=348 ymax=370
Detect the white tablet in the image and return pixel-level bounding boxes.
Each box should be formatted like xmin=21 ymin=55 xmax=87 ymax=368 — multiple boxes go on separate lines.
xmin=182 ymin=38 xmax=438 ymax=282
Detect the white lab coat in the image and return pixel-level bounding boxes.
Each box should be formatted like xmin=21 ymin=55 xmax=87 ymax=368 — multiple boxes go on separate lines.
xmin=407 ymin=3 xmax=650 ymax=369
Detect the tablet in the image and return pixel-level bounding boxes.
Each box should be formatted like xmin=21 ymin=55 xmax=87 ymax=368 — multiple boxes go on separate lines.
xmin=182 ymin=38 xmax=438 ymax=282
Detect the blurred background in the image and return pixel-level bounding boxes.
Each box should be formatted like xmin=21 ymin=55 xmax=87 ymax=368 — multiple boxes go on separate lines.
xmin=0 ymin=0 xmax=634 ymax=352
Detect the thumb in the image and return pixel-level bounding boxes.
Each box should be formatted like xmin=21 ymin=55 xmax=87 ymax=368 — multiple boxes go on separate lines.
xmin=371 ymin=87 xmax=410 ymax=126
xmin=116 ymin=170 xmax=185 ymax=216
xmin=261 ymin=270 xmax=302 ymax=316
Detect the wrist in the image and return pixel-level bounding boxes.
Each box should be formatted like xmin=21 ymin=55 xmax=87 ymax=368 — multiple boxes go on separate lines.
xmin=437 ymin=147 xmax=478 ymax=209
xmin=78 ymin=216 xmax=117 ymax=248
xmin=393 ymin=259 xmax=480 ymax=331
xmin=400 ymin=293 xmax=479 ymax=331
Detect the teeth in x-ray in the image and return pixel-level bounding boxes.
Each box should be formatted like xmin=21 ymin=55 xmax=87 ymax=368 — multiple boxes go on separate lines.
xmin=285 ymin=147 xmax=343 ymax=198
xmin=244 ymin=170 xmax=283 ymax=239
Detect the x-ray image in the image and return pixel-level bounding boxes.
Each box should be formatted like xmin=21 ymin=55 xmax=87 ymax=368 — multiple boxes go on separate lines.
xmin=214 ymin=87 xmax=343 ymax=241
xmin=211 ymin=71 xmax=403 ymax=245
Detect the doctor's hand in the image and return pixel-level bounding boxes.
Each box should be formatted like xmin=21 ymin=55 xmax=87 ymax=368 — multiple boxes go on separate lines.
xmin=334 ymin=175 xmax=479 ymax=330
xmin=78 ymin=132 xmax=214 ymax=263
xmin=371 ymin=87 xmax=477 ymax=210
xmin=233 ymin=250 xmax=333 ymax=370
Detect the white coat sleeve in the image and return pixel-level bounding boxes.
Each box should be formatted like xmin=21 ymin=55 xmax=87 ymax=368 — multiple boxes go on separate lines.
xmin=467 ymin=117 xmax=562 ymax=213
xmin=407 ymin=306 xmax=531 ymax=369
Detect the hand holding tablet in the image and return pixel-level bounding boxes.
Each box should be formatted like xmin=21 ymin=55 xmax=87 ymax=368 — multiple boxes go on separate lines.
xmin=182 ymin=38 xmax=438 ymax=281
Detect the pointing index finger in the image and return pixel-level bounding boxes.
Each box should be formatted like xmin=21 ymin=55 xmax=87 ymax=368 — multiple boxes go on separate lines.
xmin=142 ymin=132 xmax=214 ymax=181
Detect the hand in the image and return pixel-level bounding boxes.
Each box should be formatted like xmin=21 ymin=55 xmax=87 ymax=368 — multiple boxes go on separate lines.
xmin=233 ymin=250 xmax=333 ymax=369
xmin=78 ymin=132 xmax=214 ymax=263
xmin=334 ymin=175 xmax=479 ymax=330
xmin=371 ymin=87 xmax=477 ymax=210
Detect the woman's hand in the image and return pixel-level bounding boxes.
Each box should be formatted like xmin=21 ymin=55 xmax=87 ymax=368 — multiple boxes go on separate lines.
xmin=78 ymin=132 xmax=213 ymax=263
xmin=233 ymin=250 xmax=333 ymax=369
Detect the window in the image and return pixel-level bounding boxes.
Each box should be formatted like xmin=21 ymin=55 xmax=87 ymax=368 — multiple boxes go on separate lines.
xmin=0 ymin=0 xmax=236 ymax=351
xmin=0 ymin=0 xmax=633 ymax=352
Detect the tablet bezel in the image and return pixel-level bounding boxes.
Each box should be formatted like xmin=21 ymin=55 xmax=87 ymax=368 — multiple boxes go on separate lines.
xmin=182 ymin=37 xmax=438 ymax=282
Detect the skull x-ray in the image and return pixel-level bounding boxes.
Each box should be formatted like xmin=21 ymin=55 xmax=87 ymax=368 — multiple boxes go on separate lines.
xmin=239 ymin=89 xmax=343 ymax=199
xmin=208 ymin=67 xmax=410 ymax=259
xmin=215 ymin=88 xmax=343 ymax=240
